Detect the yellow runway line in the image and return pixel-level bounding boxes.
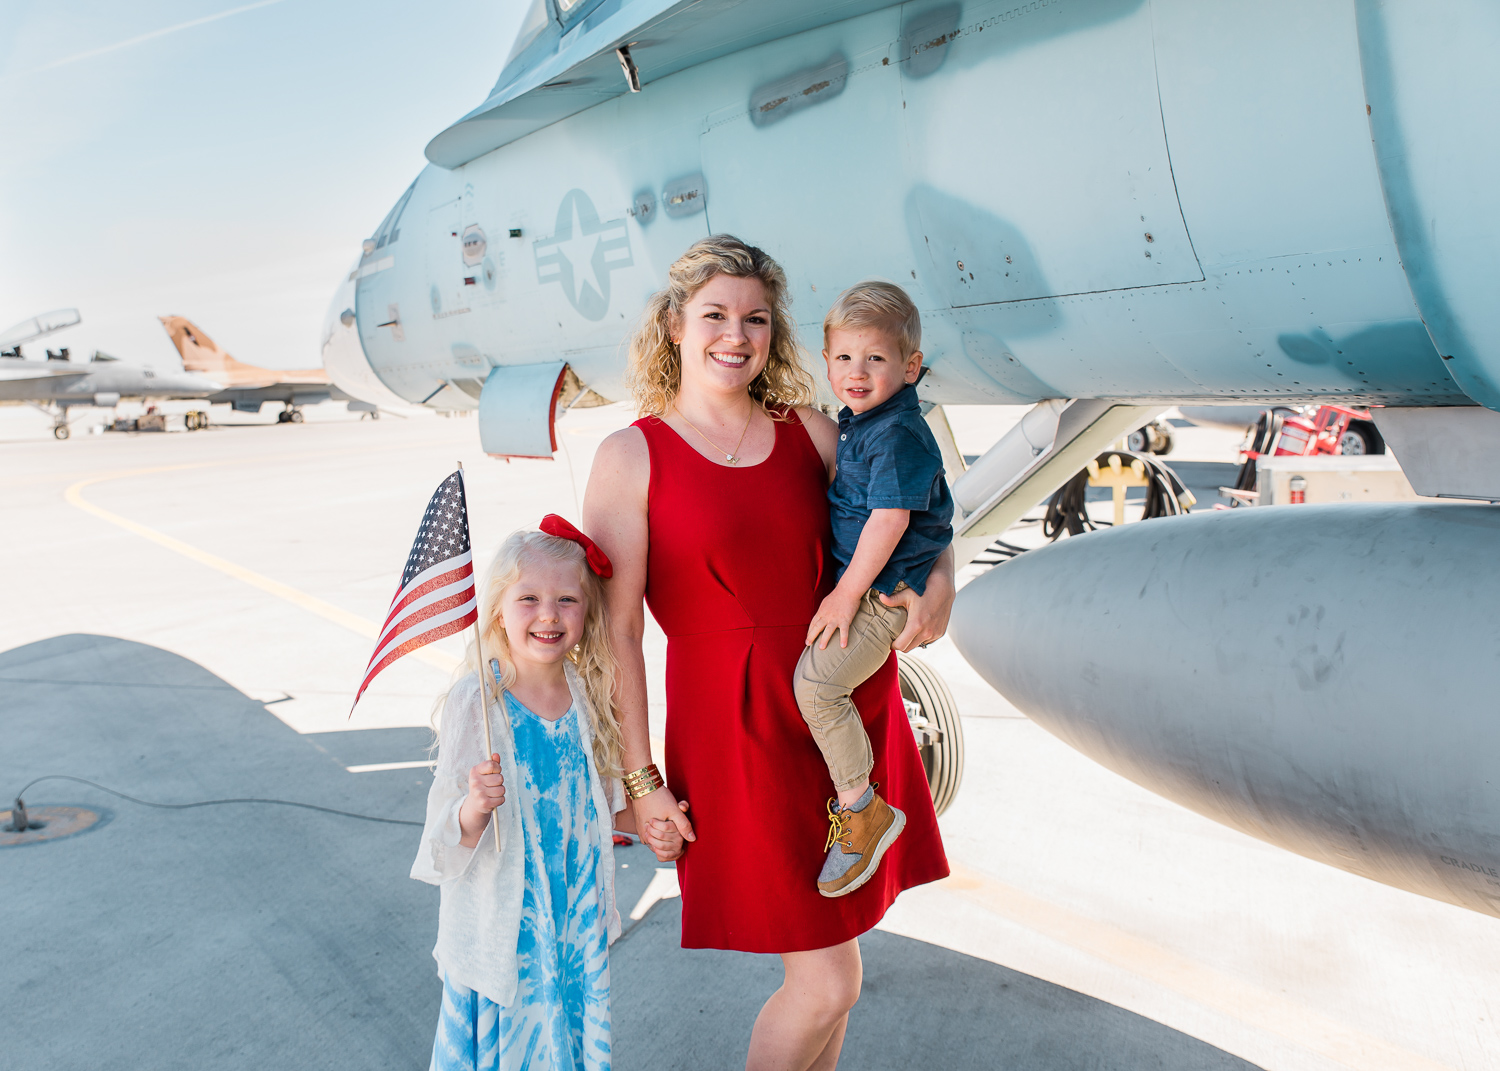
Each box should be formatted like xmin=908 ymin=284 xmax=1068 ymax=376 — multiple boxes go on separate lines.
xmin=63 ymin=465 xmax=459 ymax=674
xmin=939 ymin=864 xmax=1454 ymax=1071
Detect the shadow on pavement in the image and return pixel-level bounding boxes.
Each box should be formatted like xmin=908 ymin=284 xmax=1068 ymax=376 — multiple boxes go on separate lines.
xmin=1 ymin=633 xmax=440 ymax=1071
xmin=2 ymin=634 xmax=1259 ymax=1070
xmin=613 ymin=896 xmax=1260 ymax=1070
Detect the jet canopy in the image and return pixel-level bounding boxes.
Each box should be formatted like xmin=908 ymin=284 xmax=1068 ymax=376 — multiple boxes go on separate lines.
xmin=0 ymin=309 xmax=81 ymax=349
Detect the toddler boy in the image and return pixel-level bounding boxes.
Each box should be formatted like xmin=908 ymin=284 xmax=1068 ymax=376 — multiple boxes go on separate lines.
xmin=796 ymin=280 xmax=954 ymax=897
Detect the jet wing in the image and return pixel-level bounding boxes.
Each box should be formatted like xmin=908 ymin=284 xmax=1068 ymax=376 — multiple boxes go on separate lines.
xmin=209 ymin=384 xmax=336 ymax=410
xmin=425 ymin=0 xmax=902 ymax=168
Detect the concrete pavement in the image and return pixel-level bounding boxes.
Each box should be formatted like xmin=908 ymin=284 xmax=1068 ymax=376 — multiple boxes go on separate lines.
xmin=2 ymin=402 xmax=1495 ymax=1069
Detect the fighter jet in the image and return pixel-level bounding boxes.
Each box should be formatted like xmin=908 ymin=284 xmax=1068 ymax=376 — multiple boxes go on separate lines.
xmin=159 ymin=316 xmax=367 ymax=423
xmin=0 ymin=309 xmax=221 ymax=438
xmin=326 ymin=2 xmax=1500 ymax=917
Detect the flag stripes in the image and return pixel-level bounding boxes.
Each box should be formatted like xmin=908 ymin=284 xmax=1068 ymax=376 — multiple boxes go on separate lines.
xmin=356 ymin=599 xmax=476 ymax=701
xmin=352 ymin=470 xmax=477 ymax=713
xmin=373 ymin=554 xmax=474 ymax=650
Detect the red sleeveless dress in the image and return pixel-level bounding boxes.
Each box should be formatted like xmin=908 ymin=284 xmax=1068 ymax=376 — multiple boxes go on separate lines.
xmin=635 ymin=410 xmax=949 ymax=953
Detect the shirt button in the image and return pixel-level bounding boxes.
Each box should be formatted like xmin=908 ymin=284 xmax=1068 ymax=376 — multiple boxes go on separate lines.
xmin=840 ymin=433 xmax=846 ymax=440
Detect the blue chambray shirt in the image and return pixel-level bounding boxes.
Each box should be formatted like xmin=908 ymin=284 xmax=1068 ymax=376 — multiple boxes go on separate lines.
xmin=828 ymin=384 xmax=954 ymax=595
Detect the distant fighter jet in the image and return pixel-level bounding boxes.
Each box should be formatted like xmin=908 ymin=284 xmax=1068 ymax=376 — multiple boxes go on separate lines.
xmin=160 ymin=316 xmax=367 ymax=423
xmin=0 ymin=309 xmax=221 ymax=439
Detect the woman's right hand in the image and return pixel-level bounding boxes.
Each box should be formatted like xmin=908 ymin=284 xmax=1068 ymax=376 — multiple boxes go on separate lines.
xmin=634 ymin=788 xmax=694 ymax=861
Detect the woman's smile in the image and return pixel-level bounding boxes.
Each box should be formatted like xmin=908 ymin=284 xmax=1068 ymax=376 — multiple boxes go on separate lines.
xmin=673 ymin=274 xmax=774 ymax=389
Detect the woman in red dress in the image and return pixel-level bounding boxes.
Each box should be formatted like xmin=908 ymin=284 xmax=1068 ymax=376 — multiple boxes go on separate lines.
xmin=583 ymin=236 xmax=951 ymax=1070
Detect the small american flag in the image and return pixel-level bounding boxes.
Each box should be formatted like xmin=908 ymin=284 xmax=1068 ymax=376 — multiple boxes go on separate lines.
xmin=352 ymin=470 xmax=478 ymax=711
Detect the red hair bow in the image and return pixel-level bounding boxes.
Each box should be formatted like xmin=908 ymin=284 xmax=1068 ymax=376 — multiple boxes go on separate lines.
xmin=539 ymin=514 xmax=614 ymax=579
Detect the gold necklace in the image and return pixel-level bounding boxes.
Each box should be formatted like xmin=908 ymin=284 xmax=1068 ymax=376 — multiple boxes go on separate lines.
xmin=675 ymin=403 xmax=756 ymax=465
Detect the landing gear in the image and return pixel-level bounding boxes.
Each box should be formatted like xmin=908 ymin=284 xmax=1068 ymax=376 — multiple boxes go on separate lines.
xmin=276 ymin=406 xmax=304 ymax=424
xmin=897 ymin=653 xmax=965 ymax=817
xmin=184 ymin=410 xmax=208 ymax=431
xmin=31 ymin=402 xmax=73 ymax=440
xmin=1126 ymin=418 xmax=1175 ymax=455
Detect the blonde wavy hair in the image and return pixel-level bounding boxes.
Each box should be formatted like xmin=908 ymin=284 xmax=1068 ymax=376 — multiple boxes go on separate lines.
xmin=824 ymin=279 xmax=922 ymax=359
xmin=627 ymin=234 xmax=815 ymax=418
xmin=434 ymin=529 xmax=623 ymax=779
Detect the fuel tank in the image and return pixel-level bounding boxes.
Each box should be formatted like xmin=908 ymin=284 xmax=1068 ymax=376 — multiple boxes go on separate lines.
xmin=950 ymin=502 xmax=1500 ymax=916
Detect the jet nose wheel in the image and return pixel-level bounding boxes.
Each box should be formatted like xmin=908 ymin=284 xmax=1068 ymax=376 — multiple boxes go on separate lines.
xmin=52 ymin=424 xmax=69 ymax=440
xmin=896 ymin=653 xmax=964 ymax=816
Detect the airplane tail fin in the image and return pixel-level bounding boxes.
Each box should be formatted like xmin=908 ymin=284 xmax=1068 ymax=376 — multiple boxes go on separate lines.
xmin=159 ymin=315 xmax=249 ymax=375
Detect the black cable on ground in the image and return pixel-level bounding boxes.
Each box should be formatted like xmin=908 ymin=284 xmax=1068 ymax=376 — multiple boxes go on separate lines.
xmin=970 ymin=538 xmax=1031 ymax=565
xmin=1044 ymin=450 xmax=1195 ymax=541
xmin=10 ymin=774 xmax=423 ymax=828
xmin=1043 ymin=470 xmax=1099 ymax=538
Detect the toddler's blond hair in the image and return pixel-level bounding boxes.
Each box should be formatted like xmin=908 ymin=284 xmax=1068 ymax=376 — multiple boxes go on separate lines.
xmin=823 ymin=280 xmax=922 ymax=360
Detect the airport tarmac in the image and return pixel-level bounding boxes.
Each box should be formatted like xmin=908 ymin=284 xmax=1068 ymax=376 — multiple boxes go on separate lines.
xmin=2 ymin=401 xmax=1496 ymax=1070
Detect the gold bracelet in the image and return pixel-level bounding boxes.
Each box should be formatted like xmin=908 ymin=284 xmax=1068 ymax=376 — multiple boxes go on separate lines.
xmin=623 ymin=765 xmax=662 ymax=794
xmin=623 ymin=763 xmax=664 ymax=799
xmin=623 ymin=763 xmax=661 ymax=784
xmin=624 ymin=777 xmax=662 ymax=800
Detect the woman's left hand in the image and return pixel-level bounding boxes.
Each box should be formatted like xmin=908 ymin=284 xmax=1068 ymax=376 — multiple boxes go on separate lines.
xmin=879 ymin=550 xmax=955 ymax=652
xmin=636 ymin=795 xmax=692 ymax=861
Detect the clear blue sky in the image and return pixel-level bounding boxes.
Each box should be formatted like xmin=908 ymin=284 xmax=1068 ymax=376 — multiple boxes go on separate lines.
xmin=0 ymin=1 xmax=525 ymax=369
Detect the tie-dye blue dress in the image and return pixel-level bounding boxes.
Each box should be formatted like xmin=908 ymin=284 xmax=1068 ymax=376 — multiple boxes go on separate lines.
xmin=430 ymin=695 xmax=611 ymax=1071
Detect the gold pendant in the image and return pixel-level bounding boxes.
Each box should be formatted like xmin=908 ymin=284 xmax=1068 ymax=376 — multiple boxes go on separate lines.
xmin=726 ymin=454 xmax=738 ymax=464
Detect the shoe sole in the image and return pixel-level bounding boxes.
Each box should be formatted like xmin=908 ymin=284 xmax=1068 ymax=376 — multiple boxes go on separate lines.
xmin=819 ymin=806 xmax=906 ymax=898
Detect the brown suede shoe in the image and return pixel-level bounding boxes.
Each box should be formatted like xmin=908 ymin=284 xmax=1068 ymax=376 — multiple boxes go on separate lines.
xmin=817 ymin=787 xmax=906 ymax=898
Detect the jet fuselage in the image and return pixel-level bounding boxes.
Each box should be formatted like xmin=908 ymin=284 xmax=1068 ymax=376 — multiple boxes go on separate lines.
xmin=323 ymin=0 xmax=1500 ymax=917
xmin=326 ymin=0 xmax=1490 ymax=422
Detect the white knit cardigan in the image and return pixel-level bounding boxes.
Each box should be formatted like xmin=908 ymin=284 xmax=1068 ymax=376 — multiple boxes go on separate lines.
xmin=410 ymin=660 xmax=625 ymax=1005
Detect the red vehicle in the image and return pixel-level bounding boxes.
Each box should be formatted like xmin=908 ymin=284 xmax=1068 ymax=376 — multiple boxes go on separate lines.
xmin=1227 ymin=404 xmax=1385 ymax=503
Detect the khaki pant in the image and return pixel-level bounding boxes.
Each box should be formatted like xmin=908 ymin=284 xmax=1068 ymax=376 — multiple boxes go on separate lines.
xmin=794 ymin=587 xmax=908 ymax=792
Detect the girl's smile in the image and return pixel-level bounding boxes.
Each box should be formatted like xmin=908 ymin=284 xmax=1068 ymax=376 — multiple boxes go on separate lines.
xmin=499 ymin=556 xmax=588 ymax=667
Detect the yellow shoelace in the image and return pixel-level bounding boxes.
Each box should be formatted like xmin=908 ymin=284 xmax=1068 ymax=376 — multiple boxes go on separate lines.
xmin=824 ymin=797 xmax=851 ymax=852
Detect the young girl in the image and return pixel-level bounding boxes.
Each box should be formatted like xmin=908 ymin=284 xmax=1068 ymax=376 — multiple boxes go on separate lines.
xmin=412 ymin=516 xmax=639 ymax=1071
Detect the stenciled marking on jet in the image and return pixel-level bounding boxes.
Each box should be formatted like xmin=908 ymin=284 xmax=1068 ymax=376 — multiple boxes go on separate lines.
xmin=533 ymin=189 xmax=633 ymax=321
xmin=1439 ymin=854 xmax=1500 ymax=880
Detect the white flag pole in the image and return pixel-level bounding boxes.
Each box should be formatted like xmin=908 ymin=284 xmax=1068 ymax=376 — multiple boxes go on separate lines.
xmin=458 ymin=461 xmax=503 ymax=853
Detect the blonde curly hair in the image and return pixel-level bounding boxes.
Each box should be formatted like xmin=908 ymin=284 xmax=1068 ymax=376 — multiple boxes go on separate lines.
xmin=627 ymin=234 xmax=815 ymax=418
xmin=435 ymin=529 xmax=623 ymax=779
